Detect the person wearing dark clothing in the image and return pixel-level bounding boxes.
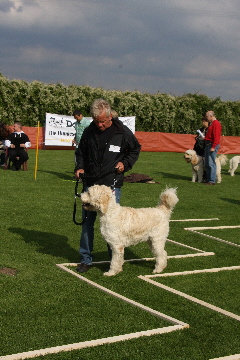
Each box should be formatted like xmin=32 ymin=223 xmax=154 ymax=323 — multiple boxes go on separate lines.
xmin=193 ymin=117 xmax=209 ymax=157
xmin=0 ymin=122 xmax=11 ymax=166
xmin=74 ymin=98 xmax=141 ymax=273
xmin=5 ymin=122 xmax=31 ymax=171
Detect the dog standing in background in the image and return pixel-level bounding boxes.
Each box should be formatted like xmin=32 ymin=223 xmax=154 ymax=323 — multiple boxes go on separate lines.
xmin=81 ymin=185 xmax=179 ymax=276
xmin=184 ymin=149 xmax=228 ymax=183
xmin=228 ymin=155 xmax=240 ymax=176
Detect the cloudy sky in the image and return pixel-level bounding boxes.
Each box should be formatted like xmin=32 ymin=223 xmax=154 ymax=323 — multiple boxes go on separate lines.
xmin=1 ymin=0 xmax=240 ymax=101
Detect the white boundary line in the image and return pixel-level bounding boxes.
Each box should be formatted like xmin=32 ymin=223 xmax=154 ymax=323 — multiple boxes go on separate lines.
xmin=0 ymin=326 xmax=185 ymax=360
xmin=185 ymin=226 xmax=240 ymax=248
xmin=139 ymin=265 xmax=240 ymax=322
xmin=171 ymin=218 xmax=219 ymax=222
xmin=210 ymin=354 xmax=240 ymax=360
xmin=0 ymin=263 xmax=189 ymax=360
xmin=3 ymin=222 xmax=235 ymax=360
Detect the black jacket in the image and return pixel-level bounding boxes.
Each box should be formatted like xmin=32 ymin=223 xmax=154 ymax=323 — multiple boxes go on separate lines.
xmin=75 ymin=118 xmax=141 ymax=187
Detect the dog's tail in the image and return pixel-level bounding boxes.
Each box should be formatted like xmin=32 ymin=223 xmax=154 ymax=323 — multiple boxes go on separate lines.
xmin=218 ymin=154 xmax=228 ymax=166
xmin=158 ymin=187 xmax=179 ymax=212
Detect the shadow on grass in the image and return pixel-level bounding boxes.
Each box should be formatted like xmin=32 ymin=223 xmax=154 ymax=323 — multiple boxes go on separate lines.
xmin=220 ymin=197 xmax=240 ymax=206
xmin=156 ymin=171 xmax=190 ymax=181
xmin=9 ymin=227 xmax=80 ymax=262
xmin=38 ymin=169 xmax=74 ymax=181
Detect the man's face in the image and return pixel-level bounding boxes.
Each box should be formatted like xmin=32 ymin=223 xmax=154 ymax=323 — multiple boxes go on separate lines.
xmin=93 ymin=111 xmax=112 ymax=131
xmin=74 ymin=114 xmax=83 ymax=122
xmin=13 ymin=123 xmax=21 ymax=132
xmin=205 ymin=113 xmax=213 ymax=123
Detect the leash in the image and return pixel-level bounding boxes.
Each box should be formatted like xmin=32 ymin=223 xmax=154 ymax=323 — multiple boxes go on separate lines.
xmin=72 ymin=169 xmax=117 ymax=226
xmin=73 ymin=174 xmax=87 ymax=226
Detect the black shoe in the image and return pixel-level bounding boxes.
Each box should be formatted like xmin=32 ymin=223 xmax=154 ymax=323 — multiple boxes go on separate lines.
xmin=76 ymin=263 xmax=92 ymax=273
xmin=12 ymin=165 xmax=18 ymax=171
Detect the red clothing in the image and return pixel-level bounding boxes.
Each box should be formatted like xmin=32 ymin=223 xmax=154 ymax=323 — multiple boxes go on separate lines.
xmin=205 ymin=119 xmax=222 ymax=148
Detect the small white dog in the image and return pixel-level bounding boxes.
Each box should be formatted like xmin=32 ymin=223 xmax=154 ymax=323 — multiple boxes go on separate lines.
xmin=184 ymin=149 xmax=228 ymax=183
xmin=81 ymin=185 xmax=179 ymax=276
xmin=228 ymin=155 xmax=240 ymax=176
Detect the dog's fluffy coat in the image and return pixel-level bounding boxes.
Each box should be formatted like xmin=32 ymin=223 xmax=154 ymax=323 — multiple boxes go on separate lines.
xmin=81 ymin=185 xmax=178 ymax=276
xmin=228 ymin=155 xmax=240 ymax=176
xmin=184 ymin=149 xmax=228 ymax=183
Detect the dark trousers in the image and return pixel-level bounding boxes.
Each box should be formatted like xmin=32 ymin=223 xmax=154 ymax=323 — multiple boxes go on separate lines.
xmin=9 ymin=148 xmax=28 ymax=170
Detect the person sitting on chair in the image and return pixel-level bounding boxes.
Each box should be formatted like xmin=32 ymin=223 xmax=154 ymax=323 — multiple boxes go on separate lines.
xmin=5 ymin=122 xmax=31 ymax=171
xmin=0 ymin=121 xmax=12 ymax=166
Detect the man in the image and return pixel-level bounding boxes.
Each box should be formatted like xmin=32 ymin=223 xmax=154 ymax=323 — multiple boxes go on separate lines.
xmin=74 ymin=99 xmax=141 ymax=273
xmin=204 ymin=111 xmax=222 ymax=185
xmin=72 ymin=109 xmax=91 ymax=149
xmin=5 ymin=122 xmax=31 ymax=171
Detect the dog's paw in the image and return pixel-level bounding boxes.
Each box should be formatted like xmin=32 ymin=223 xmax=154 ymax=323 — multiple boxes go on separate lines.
xmin=103 ymin=270 xmax=117 ymax=276
xmin=153 ymin=269 xmax=163 ymax=274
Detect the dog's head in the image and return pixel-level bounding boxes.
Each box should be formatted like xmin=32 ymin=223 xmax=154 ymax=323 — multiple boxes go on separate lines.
xmin=81 ymin=185 xmax=114 ymax=214
xmin=184 ymin=149 xmax=198 ymax=165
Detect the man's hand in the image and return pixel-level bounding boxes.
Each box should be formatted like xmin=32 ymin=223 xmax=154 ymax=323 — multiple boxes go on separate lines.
xmin=115 ymin=162 xmax=124 ymax=173
xmin=75 ymin=169 xmax=84 ymax=179
xmin=210 ymin=147 xmax=215 ymax=152
xmin=10 ymin=144 xmax=15 ymax=148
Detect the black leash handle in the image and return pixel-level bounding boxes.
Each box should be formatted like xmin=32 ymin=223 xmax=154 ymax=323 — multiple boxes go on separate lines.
xmin=73 ymin=175 xmax=87 ymax=226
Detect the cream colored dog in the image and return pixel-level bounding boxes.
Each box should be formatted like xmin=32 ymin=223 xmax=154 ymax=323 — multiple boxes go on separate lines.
xmin=184 ymin=149 xmax=228 ymax=183
xmin=81 ymin=185 xmax=178 ymax=276
xmin=228 ymin=155 xmax=240 ymax=176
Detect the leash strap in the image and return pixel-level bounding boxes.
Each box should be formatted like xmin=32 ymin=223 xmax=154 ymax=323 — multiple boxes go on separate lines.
xmin=73 ymin=175 xmax=87 ymax=226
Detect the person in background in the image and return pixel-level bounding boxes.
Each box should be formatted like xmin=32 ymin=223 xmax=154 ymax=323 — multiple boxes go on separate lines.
xmin=74 ymin=98 xmax=141 ymax=273
xmin=193 ymin=116 xmax=209 ymax=157
xmin=5 ymin=122 xmax=31 ymax=171
xmin=193 ymin=116 xmax=209 ymax=182
xmin=72 ymin=109 xmax=91 ymax=150
xmin=204 ymin=111 xmax=222 ymax=185
xmin=0 ymin=122 xmax=12 ymax=166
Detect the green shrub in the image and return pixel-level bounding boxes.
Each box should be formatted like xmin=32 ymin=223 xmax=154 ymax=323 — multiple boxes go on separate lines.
xmin=0 ymin=73 xmax=240 ymax=135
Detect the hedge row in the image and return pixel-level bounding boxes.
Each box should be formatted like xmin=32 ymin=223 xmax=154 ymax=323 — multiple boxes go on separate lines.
xmin=0 ymin=73 xmax=240 ymax=135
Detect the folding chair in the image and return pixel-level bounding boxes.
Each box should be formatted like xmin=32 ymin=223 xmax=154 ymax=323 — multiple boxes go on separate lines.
xmin=4 ymin=147 xmax=28 ymax=171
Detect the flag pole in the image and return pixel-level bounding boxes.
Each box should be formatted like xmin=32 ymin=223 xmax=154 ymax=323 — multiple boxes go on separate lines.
xmin=34 ymin=121 xmax=40 ymax=181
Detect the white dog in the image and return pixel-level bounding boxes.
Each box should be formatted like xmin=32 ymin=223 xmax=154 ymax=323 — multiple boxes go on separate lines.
xmin=81 ymin=185 xmax=178 ymax=276
xmin=184 ymin=149 xmax=228 ymax=183
xmin=228 ymin=155 xmax=240 ymax=176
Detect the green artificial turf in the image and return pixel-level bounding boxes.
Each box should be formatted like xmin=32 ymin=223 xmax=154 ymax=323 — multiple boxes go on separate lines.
xmin=0 ymin=150 xmax=240 ymax=360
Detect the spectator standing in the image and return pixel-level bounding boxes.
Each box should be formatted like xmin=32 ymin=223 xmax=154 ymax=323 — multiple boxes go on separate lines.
xmin=5 ymin=122 xmax=31 ymax=171
xmin=193 ymin=117 xmax=209 ymax=157
xmin=204 ymin=111 xmax=222 ymax=185
xmin=74 ymin=98 xmax=141 ymax=273
xmin=72 ymin=110 xmax=91 ymax=149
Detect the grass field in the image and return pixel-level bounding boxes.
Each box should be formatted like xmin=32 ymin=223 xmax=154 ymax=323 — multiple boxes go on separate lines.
xmin=0 ymin=149 xmax=240 ymax=360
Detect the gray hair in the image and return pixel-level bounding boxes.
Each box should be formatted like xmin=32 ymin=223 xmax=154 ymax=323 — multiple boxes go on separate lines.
xmin=90 ymin=99 xmax=111 ymax=119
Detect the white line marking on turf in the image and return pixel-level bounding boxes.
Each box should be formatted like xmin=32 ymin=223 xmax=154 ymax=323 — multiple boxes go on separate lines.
xmin=56 ymin=264 xmax=188 ymax=327
xmin=185 ymin=226 xmax=240 ymax=248
xmin=0 ymin=326 xmax=184 ymax=360
xmin=2 ymin=219 xmax=234 ymax=360
xmin=139 ymin=265 xmax=240 ymax=322
xmin=210 ymin=354 xmax=240 ymax=360
xmin=0 ymin=263 xmax=189 ymax=360
xmin=171 ymin=218 xmax=219 ymax=222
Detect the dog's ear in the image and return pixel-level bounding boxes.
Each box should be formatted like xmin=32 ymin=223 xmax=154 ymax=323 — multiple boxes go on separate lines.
xmin=99 ymin=192 xmax=111 ymax=214
xmin=191 ymin=154 xmax=198 ymax=165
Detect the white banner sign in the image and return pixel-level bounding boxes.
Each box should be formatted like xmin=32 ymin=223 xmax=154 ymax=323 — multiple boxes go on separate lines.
xmin=45 ymin=113 xmax=135 ymax=146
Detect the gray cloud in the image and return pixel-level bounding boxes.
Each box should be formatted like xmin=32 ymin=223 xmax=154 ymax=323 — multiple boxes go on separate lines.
xmin=1 ymin=0 xmax=240 ymax=100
